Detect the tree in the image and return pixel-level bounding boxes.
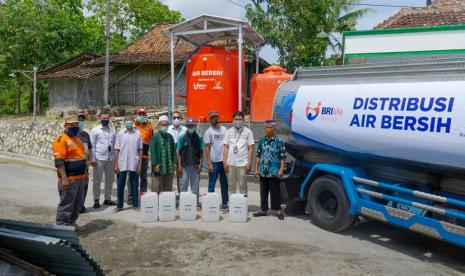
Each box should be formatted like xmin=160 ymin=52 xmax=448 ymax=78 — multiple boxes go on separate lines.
xmin=85 ymin=0 xmax=182 ymax=52
xmin=0 ymin=0 xmax=87 ymax=113
xmin=245 ymin=0 xmax=371 ymax=71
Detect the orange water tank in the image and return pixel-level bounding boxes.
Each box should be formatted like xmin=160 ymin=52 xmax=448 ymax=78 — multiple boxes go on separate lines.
xmin=250 ymin=65 xmax=292 ymax=122
xmin=186 ymin=46 xmax=245 ymax=123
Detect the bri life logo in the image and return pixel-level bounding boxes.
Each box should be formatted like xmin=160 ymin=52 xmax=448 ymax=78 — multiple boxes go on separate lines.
xmin=305 ymin=101 xmax=343 ymax=122
xmin=305 ymin=101 xmax=321 ymax=121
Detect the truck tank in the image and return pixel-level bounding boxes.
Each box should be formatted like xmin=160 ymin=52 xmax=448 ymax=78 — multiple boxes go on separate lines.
xmin=273 ymin=58 xmax=465 ymax=195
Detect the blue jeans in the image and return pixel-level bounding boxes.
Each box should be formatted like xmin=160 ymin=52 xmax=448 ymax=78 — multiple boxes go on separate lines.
xmin=117 ymin=171 xmax=139 ymax=209
xmin=208 ymin=162 xmax=229 ymax=206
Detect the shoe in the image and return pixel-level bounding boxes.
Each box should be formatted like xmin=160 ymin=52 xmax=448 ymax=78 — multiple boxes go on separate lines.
xmin=132 ymin=207 xmax=140 ymax=212
xmin=253 ymin=210 xmax=268 ymax=217
xmin=80 ymin=207 xmax=88 ymax=214
xmin=93 ymin=201 xmax=100 ymax=209
xmin=276 ymin=212 xmax=284 ymax=220
xmin=222 ymin=206 xmax=229 ymax=213
xmin=221 ymin=204 xmax=228 ymax=210
xmin=103 ymin=200 xmax=115 ymax=206
xmin=126 ymin=198 xmax=133 ymax=206
xmin=113 ymin=208 xmax=123 ymax=213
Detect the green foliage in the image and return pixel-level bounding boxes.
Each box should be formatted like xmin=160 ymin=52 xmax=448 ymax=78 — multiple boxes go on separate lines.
xmin=85 ymin=0 xmax=182 ymax=52
xmin=245 ymin=0 xmax=371 ymax=71
xmin=0 ymin=0 xmax=182 ymax=114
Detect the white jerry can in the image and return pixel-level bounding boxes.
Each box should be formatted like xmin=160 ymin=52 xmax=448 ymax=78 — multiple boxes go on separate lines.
xmin=180 ymin=192 xmax=197 ymax=221
xmin=141 ymin=192 xmax=158 ymax=222
xmin=229 ymin=194 xmax=248 ymax=223
xmin=158 ymin=192 xmax=176 ymax=221
xmin=202 ymin=193 xmax=220 ymax=222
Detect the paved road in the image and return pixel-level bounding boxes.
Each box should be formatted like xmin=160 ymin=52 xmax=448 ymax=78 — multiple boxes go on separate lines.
xmin=1 ymin=156 xmax=465 ymax=275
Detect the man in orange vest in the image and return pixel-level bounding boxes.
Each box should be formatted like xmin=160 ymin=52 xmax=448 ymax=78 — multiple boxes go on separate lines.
xmin=52 ymin=115 xmax=87 ymax=226
xmin=128 ymin=108 xmax=153 ymax=200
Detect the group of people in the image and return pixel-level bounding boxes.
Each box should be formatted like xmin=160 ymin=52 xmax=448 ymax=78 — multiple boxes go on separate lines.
xmin=52 ymin=108 xmax=287 ymax=226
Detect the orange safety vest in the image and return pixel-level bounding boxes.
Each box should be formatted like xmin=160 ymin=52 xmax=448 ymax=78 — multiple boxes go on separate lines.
xmin=52 ymin=132 xmax=86 ymax=178
xmin=135 ymin=122 xmax=154 ymax=159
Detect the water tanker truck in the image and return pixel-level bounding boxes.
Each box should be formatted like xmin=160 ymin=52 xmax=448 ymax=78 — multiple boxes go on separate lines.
xmin=274 ymin=58 xmax=465 ymax=247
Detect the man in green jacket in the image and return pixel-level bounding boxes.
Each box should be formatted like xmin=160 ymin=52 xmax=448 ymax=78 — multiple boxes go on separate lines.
xmin=149 ymin=115 xmax=177 ymax=193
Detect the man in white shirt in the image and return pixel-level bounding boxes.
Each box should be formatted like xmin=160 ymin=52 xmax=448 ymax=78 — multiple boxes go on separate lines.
xmin=113 ymin=118 xmax=143 ymax=212
xmin=167 ymin=111 xmax=187 ymax=193
xmin=223 ymin=111 xmax=254 ymax=197
xmin=204 ymin=111 xmax=229 ymax=209
xmin=90 ymin=112 xmax=116 ymax=209
xmin=167 ymin=111 xmax=187 ymax=144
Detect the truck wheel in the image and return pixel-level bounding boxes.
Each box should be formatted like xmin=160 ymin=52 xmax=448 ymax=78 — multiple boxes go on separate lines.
xmin=307 ymin=175 xmax=354 ymax=232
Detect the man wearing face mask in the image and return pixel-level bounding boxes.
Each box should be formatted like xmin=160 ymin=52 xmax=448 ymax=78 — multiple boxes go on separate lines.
xmin=90 ymin=111 xmax=116 ymax=209
xmin=204 ymin=111 xmax=229 ymax=209
xmin=253 ymin=120 xmax=286 ymax=220
xmin=114 ymin=118 xmax=143 ymax=212
xmin=149 ymin=115 xmax=177 ymax=193
xmin=178 ymin=118 xmax=204 ymax=204
xmin=52 ymin=115 xmax=87 ymax=225
xmin=167 ymin=111 xmax=187 ymax=193
xmin=223 ymin=111 xmax=254 ymax=199
xmin=77 ymin=111 xmax=92 ymax=213
xmin=128 ymin=108 xmax=154 ymax=197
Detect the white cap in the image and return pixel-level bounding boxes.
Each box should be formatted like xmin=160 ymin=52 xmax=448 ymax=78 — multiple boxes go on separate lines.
xmin=159 ymin=115 xmax=169 ymax=122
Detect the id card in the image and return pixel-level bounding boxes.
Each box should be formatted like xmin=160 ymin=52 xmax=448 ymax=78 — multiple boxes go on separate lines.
xmin=233 ymin=146 xmax=238 ymax=154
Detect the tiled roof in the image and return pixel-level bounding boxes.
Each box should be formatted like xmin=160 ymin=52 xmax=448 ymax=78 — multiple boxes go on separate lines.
xmin=375 ymin=0 xmax=465 ymax=29
xmin=89 ymin=23 xmax=193 ymax=65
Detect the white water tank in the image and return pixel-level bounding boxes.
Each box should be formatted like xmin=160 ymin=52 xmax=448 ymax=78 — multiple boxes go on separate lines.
xmin=180 ymin=192 xmax=197 ymax=221
xmin=141 ymin=192 xmax=158 ymax=222
xmin=202 ymin=193 xmax=220 ymax=222
xmin=229 ymin=194 xmax=248 ymax=223
xmin=159 ymin=192 xmax=176 ymax=221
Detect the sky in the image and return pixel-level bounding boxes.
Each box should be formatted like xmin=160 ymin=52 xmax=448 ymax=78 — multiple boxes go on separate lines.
xmin=160 ymin=0 xmax=428 ymax=63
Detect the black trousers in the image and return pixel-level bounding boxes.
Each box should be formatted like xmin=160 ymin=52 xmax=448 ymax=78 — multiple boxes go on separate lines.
xmin=260 ymin=176 xmax=281 ymax=211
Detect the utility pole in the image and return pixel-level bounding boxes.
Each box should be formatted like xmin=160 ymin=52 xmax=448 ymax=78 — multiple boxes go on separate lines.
xmin=103 ymin=0 xmax=111 ymax=106
xmin=33 ymin=66 xmax=37 ymax=123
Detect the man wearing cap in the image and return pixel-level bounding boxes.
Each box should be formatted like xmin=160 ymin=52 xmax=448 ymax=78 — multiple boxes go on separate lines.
xmin=129 ymin=108 xmax=154 ymax=195
xmin=52 ymin=115 xmax=87 ymax=225
xmin=77 ymin=111 xmax=92 ymax=213
xmin=168 ymin=110 xmax=187 ymax=193
xmin=204 ymin=111 xmax=229 ymax=209
xmin=253 ymin=120 xmax=286 ymax=220
xmin=178 ymin=118 xmax=204 ymax=203
xmin=90 ymin=111 xmax=116 ymax=209
xmin=149 ymin=115 xmax=177 ymax=193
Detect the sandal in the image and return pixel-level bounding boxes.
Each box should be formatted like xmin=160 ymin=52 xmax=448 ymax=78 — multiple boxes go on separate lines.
xmin=113 ymin=208 xmax=123 ymax=213
xmin=253 ymin=210 xmax=268 ymax=217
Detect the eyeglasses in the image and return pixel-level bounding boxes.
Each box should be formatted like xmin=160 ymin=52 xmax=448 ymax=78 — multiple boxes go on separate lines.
xmin=173 ymin=117 xmax=181 ymax=119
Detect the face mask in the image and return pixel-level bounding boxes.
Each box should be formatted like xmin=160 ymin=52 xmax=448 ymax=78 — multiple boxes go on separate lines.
xmin=173 ymin=119 xmax=181 ymax=127
xmin=126 ymin=120 xmax=134 ymax=129
xmin=233 ymin=121 xmax=243 ymax=129
xmin=79 ymin=121 xmax=85 ymax=129
xmin=66 ymin=126 xmax=80 ymax=136
xmin=137 ymin=115 xmax=146 ymax=123
xmin=101 ymin=119 xmax=110 ymax=126
xmin=265 ymin=129 xmax=275 ymax=137
xmin=187 ymin=128 xmax=195 ymax=134
xmin=160 ymin=126 xmax=168 ymax=133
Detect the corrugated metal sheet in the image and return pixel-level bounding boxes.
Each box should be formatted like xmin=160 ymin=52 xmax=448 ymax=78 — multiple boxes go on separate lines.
xmin=0 ymin=220 xmax=102 ymax=276
xmin=0 ymin=219 xmax=79 ymax=245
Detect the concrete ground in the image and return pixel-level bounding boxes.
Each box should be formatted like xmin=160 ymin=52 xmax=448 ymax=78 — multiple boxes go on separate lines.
xmin=0 ymin=155 xmax=464 ymax=276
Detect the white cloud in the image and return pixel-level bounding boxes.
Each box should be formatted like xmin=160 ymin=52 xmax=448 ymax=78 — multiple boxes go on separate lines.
xmin=160 ymin=0 xmax=428 ymax=65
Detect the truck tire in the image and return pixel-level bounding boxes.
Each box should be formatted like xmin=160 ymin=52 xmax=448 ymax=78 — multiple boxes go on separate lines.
xmin=307 ymin=175 xmax=355 ymax=232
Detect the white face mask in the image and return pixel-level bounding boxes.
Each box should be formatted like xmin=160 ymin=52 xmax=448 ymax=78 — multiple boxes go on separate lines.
xmin=173 ymin=119 xmax=181 ymax=127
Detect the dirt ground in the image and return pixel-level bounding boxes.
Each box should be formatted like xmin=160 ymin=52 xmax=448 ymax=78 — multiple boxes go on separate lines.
xmin=1 ymin=156 xmax=465 ymax=275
